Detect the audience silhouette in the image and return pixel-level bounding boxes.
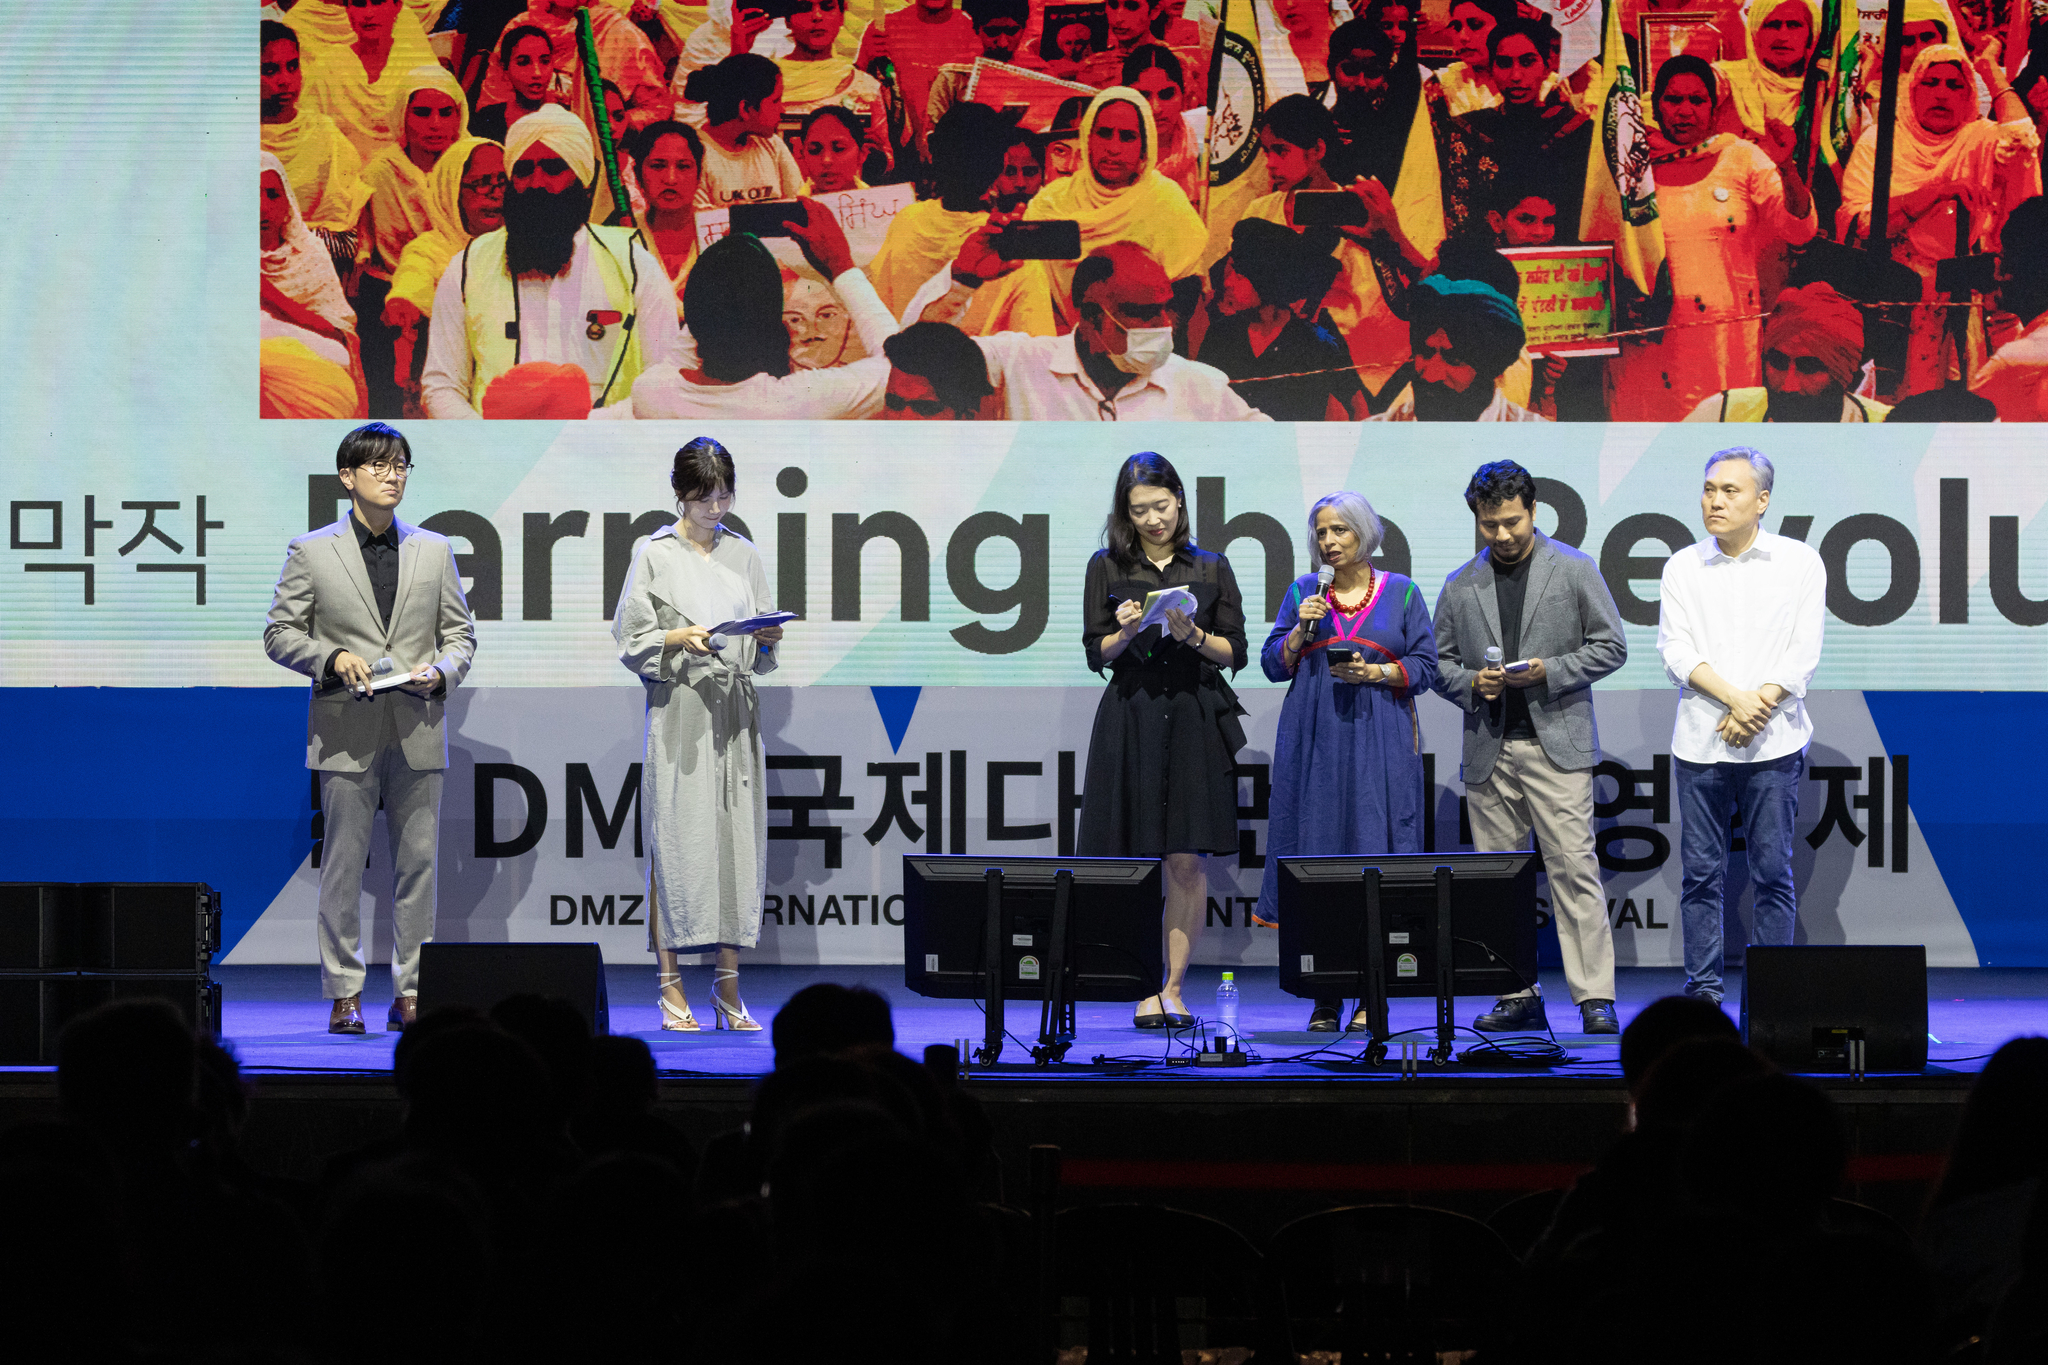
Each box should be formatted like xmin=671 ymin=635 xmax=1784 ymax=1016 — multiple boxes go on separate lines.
xmin=9 ymin=994 xmax=2041 ymax=1362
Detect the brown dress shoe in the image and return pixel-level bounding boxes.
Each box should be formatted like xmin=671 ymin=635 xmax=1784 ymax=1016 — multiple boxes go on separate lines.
xmin=329 ymin=995 xmax=366 ymax=1035
xmin=386 ymin=994 xmax=417 ymax=1032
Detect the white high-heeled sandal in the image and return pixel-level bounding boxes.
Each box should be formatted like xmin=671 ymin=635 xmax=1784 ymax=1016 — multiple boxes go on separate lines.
xmin=709 ymin=967 xmax=760 ymax=1031
xmin=658 ymin=971 xmax=699 ymax=1032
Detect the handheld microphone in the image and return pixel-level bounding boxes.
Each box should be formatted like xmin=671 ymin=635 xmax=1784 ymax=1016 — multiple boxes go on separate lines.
xmin=709 ymin=634 xmax=729 ymax=653
xmin=1302 ymin=564 xmax=1337 ymax=650
xmin=326 ymin=656 xmax=394 ymax=695
xmin=1483 ymin=646 xmax=1504 ymax=718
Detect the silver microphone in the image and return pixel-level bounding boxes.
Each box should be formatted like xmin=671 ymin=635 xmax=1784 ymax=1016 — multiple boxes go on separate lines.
xmin=357 ymin=657 xmax=394 ymax=696
xmin=1484 ymin=646 xmax=1503 ymax=670
xmin=1316 ymin=564 xmax=1336 ymax=597
xmin=709 ymin=634 xmax=729 ymax=652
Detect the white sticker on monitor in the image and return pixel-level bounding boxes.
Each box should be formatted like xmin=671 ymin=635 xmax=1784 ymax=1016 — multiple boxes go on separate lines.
xmin=1018 ymin=955 xmax=1041 ymax=981
xmin=1300 ymin=954 xmax=1314 ymax=973
xmin=925 ymin=954 xmax=939 ymax=972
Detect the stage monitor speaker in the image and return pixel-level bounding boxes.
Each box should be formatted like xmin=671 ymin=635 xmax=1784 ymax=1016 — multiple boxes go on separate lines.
xmin=65 ymin=975 xmax=224 ymax=1037
xmin=418 ymin=942 xmax=609 ymax=1037
xmin=0 ymin=883 xmax=80 ymax=970
xmin=0 ymin=977 xmax=64 ymax=1065
xmin=1742 ymin=945 xmax=1928 ymax=1073
xmin=0 ymin=975 xmax=223 ymax=1064
xmin=77 ymin=883 xmax=221 ymax=971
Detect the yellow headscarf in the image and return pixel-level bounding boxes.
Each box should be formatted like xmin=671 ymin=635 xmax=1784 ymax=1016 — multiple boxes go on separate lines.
xmin=284 ymin=0 xmax=438 ymax=57
xmin=262 ymin=100 xmax=371 ymax=233
xmin=1031 ymin=89 xmax=1205 ymax=267
xmin=1841 ymin=44 xmax=2043 ymax=249
xmin=1861 ymin=0 xmax=1957 ymax=91
xmin=361 ymin=67 xmax=475 ymax=274
xmin=259 ymin=337 xmax=361 ymax=418
xmin=385 ymin=64 xmax=470 ymax=153
xmin=968 ymin=88 xmax=1208 ymax=335
xmin=294 ymin=5 xmax=442 ymax=159
xmin=779 ymin=53 xmax=861 ymax=106
xmin=1715 ymin=0 xmax=1821 ymax=138
xmin=389 ymin=137 xmax=501 ymax=313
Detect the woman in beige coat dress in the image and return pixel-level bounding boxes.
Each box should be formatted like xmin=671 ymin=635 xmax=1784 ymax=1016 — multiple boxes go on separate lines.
xmin=614 ymin=437 xmax=786 ymax=1031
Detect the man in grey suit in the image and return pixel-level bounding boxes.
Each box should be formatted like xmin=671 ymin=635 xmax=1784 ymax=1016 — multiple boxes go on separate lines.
xmin=264 ymin=423 xmax=477 ymax=1034
xmin=1431 ymin=461 xmax=1626 ymax=1035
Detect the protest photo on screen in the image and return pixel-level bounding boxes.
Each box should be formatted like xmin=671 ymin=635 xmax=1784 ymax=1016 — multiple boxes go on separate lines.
xmin=250 ymin=0 xmax=2048 ymax=422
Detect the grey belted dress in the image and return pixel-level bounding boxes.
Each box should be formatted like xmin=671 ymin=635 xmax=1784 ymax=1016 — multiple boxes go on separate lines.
xmin=613 ymin=522 xmax=777 ymax=952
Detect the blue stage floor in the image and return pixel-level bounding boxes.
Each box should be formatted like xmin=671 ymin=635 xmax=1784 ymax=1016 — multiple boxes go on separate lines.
xmin=172 ymin=964 xmax=2048 ymax=1081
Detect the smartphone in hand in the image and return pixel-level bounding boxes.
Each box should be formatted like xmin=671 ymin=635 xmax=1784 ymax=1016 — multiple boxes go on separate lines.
xmin=1291 ymin=190 xmax=1369 ymax=227
xmin=1327 ymin=646 xmax=1359 ymax=664
xmin=992 ymin=220 xmax=1083 ymax=260
xmin=1504 ymin=660 xmax=1533 ymax=674
xmin=729 ymin=200 xmax=805 ymax=238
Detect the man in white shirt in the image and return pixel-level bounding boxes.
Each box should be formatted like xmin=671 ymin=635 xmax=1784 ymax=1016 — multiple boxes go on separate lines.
xmin=1655 ymin=448 xmax=1826 ymax=1004
xmin=421 ymin=104 xmax=679 ymax=418
xmin=938 ymin=237 xmax=1272 ymax=420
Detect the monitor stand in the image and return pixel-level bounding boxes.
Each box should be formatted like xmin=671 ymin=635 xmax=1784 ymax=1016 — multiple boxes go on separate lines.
xmin=1352 ymin=864 xmax=1457 ymax=1067
xmin=976 ymin=865 xmax=1078 ymax=1067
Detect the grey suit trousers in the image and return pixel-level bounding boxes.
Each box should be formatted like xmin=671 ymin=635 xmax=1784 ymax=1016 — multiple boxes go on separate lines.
xmin=317 ymin=719 xmax=443 ymax=999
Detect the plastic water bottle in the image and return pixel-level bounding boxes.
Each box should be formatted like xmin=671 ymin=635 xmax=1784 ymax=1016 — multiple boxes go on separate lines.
xmin=1215 ymin=972 xmax=1240 ymax=1046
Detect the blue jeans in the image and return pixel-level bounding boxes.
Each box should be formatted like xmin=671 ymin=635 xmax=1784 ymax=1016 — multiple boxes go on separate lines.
xmin=1675 ymin=749 xmax=1805 ymax=1001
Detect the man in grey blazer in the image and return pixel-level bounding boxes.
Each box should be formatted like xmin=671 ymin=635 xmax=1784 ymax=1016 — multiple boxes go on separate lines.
xmin=1431 ymin=461 xmax=1627 ymax=1035
xmin=264 ymin=423 xmax=477 ymax=1034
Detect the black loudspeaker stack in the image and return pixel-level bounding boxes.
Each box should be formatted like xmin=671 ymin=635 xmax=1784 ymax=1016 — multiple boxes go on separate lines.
xmin=417 ymin=941 xmax=610 ymax=1037
xmin=0 ymin=883 xmax=223 ymax=1064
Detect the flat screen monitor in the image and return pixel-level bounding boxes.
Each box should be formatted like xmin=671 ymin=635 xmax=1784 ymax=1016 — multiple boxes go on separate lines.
xmin=902 ymin=856 xmax=1162 ymax=1003
xmin=1275 ymin=853 xmax=1539 ymax=1001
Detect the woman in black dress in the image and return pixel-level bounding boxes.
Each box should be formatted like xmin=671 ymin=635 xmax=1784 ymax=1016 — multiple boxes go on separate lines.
xmin=1079 ymin=453 xmax=1249 ymax=1028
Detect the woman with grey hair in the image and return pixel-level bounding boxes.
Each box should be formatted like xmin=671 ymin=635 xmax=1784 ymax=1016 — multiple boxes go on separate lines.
xmin=1256 ymin=490 xmax=1440 ymax=1031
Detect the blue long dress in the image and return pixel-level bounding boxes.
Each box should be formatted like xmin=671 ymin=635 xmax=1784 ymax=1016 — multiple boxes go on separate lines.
xmin=1254 ymin=569 xmax=1441 ymax=921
